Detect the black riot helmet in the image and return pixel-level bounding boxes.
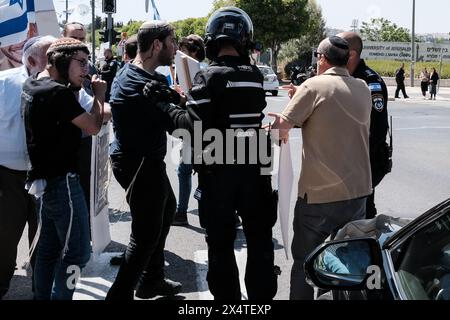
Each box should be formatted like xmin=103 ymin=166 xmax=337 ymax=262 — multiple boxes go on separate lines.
xmin=204 ymin=6 xmax=254 ymax=60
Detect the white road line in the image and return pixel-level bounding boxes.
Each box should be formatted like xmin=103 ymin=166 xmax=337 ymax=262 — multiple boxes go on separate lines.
xmin=195 ymin=249 xmax=248 ymax=300
xmin=395 ymin=127 xmax=450 ymax=131
xmin=73 ymin=252 xmax=118 ymax=300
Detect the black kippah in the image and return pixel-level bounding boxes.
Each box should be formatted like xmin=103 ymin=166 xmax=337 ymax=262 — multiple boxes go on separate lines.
xmin=329 ymin=36 xmax=349 ymax=50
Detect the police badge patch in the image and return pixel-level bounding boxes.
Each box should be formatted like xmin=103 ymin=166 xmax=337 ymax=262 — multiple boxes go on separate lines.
xmin=372 ymin=93 xmax=385 ymax=112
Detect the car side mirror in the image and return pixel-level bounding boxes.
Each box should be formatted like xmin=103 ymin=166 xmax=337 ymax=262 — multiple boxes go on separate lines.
xmin=305 ymin=238 xmax=384 ymax=291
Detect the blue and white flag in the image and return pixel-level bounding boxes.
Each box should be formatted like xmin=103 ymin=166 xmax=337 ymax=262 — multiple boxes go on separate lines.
xmin=150 ymin=0 xmax=160 ymax=20
xmin=0 ymin=0 xmax=35 ymax=47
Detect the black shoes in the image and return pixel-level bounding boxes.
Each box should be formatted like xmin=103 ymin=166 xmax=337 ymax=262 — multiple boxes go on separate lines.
xmin=110 ymin=252 xmax=125 ymax=266
xmin=135 ymin=278 xmax=182 ymax=299
xmin=172 ymin=211 xmax=189 ymax=226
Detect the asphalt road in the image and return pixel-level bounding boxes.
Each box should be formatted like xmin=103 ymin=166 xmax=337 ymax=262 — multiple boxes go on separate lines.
xmin=6 ymin=87 xmax=450 ymax=300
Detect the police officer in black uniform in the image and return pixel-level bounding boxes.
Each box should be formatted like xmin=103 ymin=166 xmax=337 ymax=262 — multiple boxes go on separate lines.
xmin=99 ymin=48 xmax=119 ymax=102
xmin=338 ymin=32 xmax=392 ymax=219
xmin=144 ymin=7 xmax=278 ymax=300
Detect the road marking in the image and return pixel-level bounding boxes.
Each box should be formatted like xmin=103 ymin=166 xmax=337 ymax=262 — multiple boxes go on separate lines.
xmin=194 ymin=249 xmax=248 ymax=300
xmin=394 ymin=127 xmax=450 ymax=131
xmin=73 ymin=252 xmax=118 ymax=300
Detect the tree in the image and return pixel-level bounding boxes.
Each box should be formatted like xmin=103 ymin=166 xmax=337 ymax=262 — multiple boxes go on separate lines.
xmin=235 ymin=0 xmax=310 ymax=73
xmin=210 ymin=0 xmax=237 ymax=13
xmin=172 ymin=17 xmax=208 ymax=39
xmin=120 ymin=20 xmax=145 ymax=38
xmin=360 ymin=18 xmax=411 ymax=42
xmin=279 ymin=0 xmax=326 ymax=75
xmin=95 ymin=15 xmax=102 ymax=29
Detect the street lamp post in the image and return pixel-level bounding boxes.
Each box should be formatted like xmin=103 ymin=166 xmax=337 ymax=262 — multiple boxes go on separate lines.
xmin=65 ymin=0 xmax=68 ymax=23
xmin=91 ymin=0 xmax=96 ymax=63
xmin=411 ymin=0 xmax=416 ymax=87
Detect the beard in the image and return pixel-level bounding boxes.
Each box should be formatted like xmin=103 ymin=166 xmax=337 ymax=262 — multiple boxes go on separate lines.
xmin=158 ymin=47 xmax=174 ymax=66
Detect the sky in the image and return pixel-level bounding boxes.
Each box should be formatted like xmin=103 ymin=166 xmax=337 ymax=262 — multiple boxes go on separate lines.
xmin=53 ymin=0 xmax=216 ymax=24
xmin=52 ymin=0 xmax=448 ymax=34
xmin=316 ymin=0 xmax=449 ymax=34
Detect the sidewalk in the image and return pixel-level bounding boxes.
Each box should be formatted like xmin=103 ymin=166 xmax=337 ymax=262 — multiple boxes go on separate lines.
xmin=386 ymin=85 xmax=450 ymax=102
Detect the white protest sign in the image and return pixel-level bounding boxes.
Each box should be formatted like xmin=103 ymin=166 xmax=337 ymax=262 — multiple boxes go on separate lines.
xmin=174 ymin=50 xmax=200 ymax=93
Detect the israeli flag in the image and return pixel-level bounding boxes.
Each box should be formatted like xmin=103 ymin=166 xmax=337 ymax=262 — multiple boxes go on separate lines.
xmin=150 ymin=0 xmax=160 ymax=20
xmin=0 ymin=0 xmax=35 ymax=47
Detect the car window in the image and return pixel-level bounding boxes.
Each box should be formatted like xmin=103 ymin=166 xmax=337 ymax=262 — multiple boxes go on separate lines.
xmin=393 ymin=211 xmax=450 ymax=300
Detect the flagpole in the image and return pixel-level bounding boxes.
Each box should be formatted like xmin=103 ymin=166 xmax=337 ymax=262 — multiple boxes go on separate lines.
xmin=91 ymin=0 xmax=95 ymax=63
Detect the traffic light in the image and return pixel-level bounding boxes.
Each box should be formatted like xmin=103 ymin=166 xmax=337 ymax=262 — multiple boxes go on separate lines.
xmin=102 ymin=0 xmax=116 ymax=13
xmin=109 ymin=29 xmax=121 ymax=46
xmin=99 ymin=29 xmax=108 ymax=43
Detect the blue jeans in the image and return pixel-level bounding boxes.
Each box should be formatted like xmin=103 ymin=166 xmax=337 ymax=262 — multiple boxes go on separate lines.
xmin=176 ymin=162 xmax=193 ymax=213
xmin=33 ymin=174 xmax=91 ymax=300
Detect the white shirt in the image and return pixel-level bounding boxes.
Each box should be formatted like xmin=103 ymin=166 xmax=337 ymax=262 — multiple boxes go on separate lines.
xmin=78 ymin=88 xmax=94 ymax=138
xmin=78 ymin=87 xmax=94 ymax=112
xmin=0 ymin=66 xmax=30 ymax=170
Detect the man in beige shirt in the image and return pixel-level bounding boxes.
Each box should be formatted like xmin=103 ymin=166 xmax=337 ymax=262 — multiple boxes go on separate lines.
xmin=270 ymin=36 xmax=372 ymax=299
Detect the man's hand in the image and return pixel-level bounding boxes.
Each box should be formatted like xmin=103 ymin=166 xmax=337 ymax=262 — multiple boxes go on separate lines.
xmin=91 ymin=74 xmax=107 ymax=98
xmin=281 ymin=84 xmax=297 ymax=99
xmin=267 ymin=112 xmax=293 ymax=144
xmin=143 ymin=80 xmax=181 ymax=106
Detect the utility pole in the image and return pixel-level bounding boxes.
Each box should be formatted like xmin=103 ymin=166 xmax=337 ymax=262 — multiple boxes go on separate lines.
xmin=107 ymin=13 xmax=113 ymax=49
xmin=65 ymin=0 xmax=69 ymax=23
xmin=91 ymin=0 xmax=96 ymax=63
xmin=411 ymin=0 xmax=416 ymax=87
xmin=351 ymin=19 xmax=359 ymax=33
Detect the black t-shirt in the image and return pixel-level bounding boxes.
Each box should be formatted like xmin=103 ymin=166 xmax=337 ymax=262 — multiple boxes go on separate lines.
xmin=22 ymin=75 xmax=86 ymax=181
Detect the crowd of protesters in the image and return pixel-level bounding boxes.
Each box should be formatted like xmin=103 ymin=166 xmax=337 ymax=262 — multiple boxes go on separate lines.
xmin=0 ymin=6 xmax=399 ymax=301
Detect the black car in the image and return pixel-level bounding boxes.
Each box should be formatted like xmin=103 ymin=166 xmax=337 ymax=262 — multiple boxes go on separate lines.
xmin=305 ymin=198 xmax=450 ymax=300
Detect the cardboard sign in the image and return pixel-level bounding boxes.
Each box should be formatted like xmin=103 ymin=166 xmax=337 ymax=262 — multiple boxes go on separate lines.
xmin=90 ymin=123 xmax=111 ymax=257
xmin=174 ymin=50 xmax=200 ymax=92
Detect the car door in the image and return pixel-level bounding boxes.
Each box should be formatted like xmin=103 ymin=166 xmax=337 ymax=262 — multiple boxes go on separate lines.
xmin=381 ymin=199 xmax=450 ymax=300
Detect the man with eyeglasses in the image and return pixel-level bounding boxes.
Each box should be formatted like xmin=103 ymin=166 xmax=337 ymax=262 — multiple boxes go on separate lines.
xmin=63 ymin=22 xmax=98 ymax=97
xmin=269 ymin=36 xmax=373 ymax=300
xmin=63 ymin=22 xmax=110 ymax=215
xmin=22 ymin=37 xmax=107 ymax=299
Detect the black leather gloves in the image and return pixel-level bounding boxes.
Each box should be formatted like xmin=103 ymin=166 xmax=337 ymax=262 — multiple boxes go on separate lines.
xmin=143 ymin=80 xmax=181 ymax=112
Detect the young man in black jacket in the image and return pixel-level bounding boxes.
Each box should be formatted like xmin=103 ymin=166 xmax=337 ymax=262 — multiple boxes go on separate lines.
xmin=105 ymin=20 xmax=181 ymax=300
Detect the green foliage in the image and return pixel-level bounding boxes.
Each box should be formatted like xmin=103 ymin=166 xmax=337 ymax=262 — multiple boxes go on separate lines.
xmin=95 ymin=15 xmax=102 ymax=29
xmin=235 ymin=0 xmax=310 ymax=72
xmin=120 ymin=21 xmax=145 ymax=38
xmin=366 ymin=60 xmax=450 ymax=78
xmin=210 ymin=0 xmax=237 ymax=13
xmin=361 ymin=18 xmax=411 ymax=42
xmin=279 ymin=0 xmax=326 ymax=74
xmin=172 ymin=17 xmax=208 ymax=38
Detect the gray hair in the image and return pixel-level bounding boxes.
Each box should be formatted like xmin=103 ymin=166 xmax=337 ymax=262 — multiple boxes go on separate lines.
xmin=22 ymin=35 xmax=57 ymax=67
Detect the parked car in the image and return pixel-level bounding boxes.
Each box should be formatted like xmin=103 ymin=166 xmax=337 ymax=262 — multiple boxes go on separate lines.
xmin=257 ymin=65 xmax=279 ymax=96
xmin=305 ymin=198 xmax=450 ymax=300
